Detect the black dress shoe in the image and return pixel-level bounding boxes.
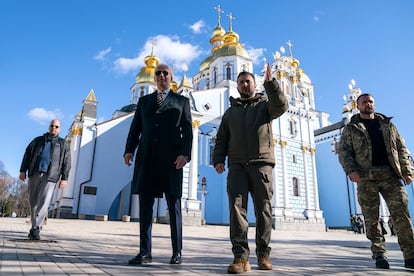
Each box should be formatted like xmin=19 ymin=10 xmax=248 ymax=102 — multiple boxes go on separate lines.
xmin=375 ymin=256 xmax=389 ymax=269
xmin=28 ymin=227 xmax=40 ymax=240
xmin=169 ymin=254 xmax=182 ymax=264
xmin=128 ymin=253 xmax=152 ymax=265
xmin=405 ymin=258 xmax=414 ymax=269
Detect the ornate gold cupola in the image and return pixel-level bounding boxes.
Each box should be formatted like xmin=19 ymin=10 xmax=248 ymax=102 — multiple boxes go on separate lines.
xmin=213 ymin=12 xmax=249 ymax=59
xmin=210 ymin=5 xmax=225 ymax=54
xmin=134 ymin=41 xmax=159 ymax=84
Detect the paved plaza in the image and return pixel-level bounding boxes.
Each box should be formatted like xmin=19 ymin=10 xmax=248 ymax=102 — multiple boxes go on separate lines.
xmin=1 ymin=217 xmax=413 ymax=275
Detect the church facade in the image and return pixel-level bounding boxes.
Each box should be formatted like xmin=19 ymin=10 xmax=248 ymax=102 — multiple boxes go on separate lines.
xmin=48 ymin=9 xmax=328 ymax=231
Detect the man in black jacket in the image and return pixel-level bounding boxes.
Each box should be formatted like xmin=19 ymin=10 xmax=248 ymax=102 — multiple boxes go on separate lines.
xmin=19 ymin=119 xmax=71 ymax=240
xmin=124 ymin=63 xmax=193 ymax=265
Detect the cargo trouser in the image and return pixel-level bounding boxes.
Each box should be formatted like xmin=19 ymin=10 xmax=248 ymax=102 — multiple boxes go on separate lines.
xmin=357 ymin=166 xmax=414 ymax=260
xmin=227 ymin=163 xmax=273 ymax=260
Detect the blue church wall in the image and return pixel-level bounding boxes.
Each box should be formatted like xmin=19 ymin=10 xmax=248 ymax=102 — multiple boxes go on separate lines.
xmin=76 ymin=116 xmax=134 ymax=218
xmin=108 ymin=182 xmax=132 ymax=220
xmin=197 ymin=164 xmax=257 ymax=225
xmin=198 ymin=165 xmax=228 ymax=224
xmin=316 ymin=141 xmax=354 ymax=228
xmin=406 ymin=184 xmax=414 ymax=222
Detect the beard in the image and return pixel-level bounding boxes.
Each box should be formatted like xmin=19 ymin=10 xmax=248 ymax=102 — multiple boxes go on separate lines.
xmin=239 ymin=89 xmax=254 ymax=99
xmin=240 ymin=93 xmax=252 ymax=99
xmin=360 ymin=109 xmax=374 ymax=115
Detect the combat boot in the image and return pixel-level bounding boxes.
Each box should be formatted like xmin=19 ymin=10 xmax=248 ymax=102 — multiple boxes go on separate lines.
xmin=227 ymin=258 xmax=251 ymax=274
xmin=257 ymin=256 xmax=272 ymax=270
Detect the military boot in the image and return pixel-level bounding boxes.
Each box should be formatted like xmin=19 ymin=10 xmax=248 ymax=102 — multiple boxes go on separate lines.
xmin=258 ymin=256 xmax=272 ymax=270
xmin=227 ymin=258 xmax=251 ymax=274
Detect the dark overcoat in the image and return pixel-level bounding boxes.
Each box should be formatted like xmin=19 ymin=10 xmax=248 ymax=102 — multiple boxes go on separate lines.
xmin=124 ymin=91 xmax=193 ymax=197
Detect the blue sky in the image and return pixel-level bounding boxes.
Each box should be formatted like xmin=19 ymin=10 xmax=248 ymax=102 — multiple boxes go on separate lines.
xmin=1 ymin=0 xmax=413 ymax=177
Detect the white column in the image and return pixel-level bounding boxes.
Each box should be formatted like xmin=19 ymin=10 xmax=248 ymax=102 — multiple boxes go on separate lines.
xmin=272 ymin=138 xmax=283 ymax=217
xmin=310 ymin=147 xmax=323 ymax=219
xmin=281 ymin=140 xmax=293 ymax=217
xmin=186 ymin=120 xmax=200 ymax=210
xmin=302 ymin=145 xmax=317 ymax=219
xmin=302 ymin=146 xmax=311 ymax=210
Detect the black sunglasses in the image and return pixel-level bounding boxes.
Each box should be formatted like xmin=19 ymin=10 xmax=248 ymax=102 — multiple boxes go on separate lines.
xmin=155 ymin=70 xmax=169 ymax=76
xmin=50 ymin=125 xmax=59 ymax=129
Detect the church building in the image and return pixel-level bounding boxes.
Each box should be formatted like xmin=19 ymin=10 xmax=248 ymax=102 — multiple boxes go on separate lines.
xmin=49 ymin=7 xmax=327 ymax=231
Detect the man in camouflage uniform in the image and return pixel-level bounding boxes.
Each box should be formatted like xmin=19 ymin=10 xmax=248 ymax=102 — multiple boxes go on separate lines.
xmin=338 ymin=93 xmax=414 ymax=269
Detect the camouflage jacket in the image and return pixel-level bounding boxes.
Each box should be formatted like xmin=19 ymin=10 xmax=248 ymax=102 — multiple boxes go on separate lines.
xmin=337 ymin=113 xmax=412 ymax=180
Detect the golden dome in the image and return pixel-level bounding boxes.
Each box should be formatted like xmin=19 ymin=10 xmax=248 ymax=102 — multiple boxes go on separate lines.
xmin=135 ymin=51 xmax=159 ymax=84
xmin=213 ymin=30 xmax=249 ymax=59
xmin=213 ymin=44 xmax=249 ymax=59
xmin=352 ymin=101 xmax=357 ymax=109
xmin=213 ymin=18 xmax=249 ymax=60
xmin=210 ymin=25 xmax=225 ymax=53
xmin=170 ymin=80 xmax=178 ymax=92
xmin=212 ymin=24 xmax=225 ymax=37
xmin=223 ymin=30 xmax=239 ymax=45
xmin=296 ymin=68 xmax=311 ymax=83
xmin=291 ymin=57 xmax=299 ymax=67
xmin=210 ymin=5 xmax=225 ymax=53
xmin=343 ymin=105 xmax=350 ymax=113
xmin=200 ymin=55 xmax=212 ymax=71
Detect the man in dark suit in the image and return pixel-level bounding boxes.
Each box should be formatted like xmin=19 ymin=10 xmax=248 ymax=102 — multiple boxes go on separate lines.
xmin=124 ymin=63 xmax=193 ymax=265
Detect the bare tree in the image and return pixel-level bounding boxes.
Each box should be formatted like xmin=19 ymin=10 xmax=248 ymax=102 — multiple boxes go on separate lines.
xmin=0 ymin=160 xmax=25 ymax=216
xmin=15 ymin=182 xmax=30 ymax=217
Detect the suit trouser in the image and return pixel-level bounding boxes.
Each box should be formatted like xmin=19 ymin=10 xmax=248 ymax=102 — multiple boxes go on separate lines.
xmin=28 ymin=172 xmax=57 ymax=229
xmin=227 ymin=163 xmax=273 ymax=260
xmin=357 ymin=166 xmax=414 ymax=260
xmin=139 ymin=192 xmax=182 ymax=256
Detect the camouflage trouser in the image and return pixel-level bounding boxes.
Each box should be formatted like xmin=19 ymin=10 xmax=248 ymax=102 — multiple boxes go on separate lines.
xmin=357 ymin=166 xmax=414 ymax=260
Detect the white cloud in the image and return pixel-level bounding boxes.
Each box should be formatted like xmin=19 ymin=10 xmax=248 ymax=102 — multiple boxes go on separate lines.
xmin=113 ymin=56 xmax=141 ymax=74
xmin=28 ymin=108 xmax=64 ymax=125
xmin=113 ymin=35 xmax=202 ymax=75
xmin=189 ymin=20 xmax=205 ymax=34
xmin=246 ymin=47 xmax=266 ymax=65
xmin=94 ymin=47 xmax=112 ymax=60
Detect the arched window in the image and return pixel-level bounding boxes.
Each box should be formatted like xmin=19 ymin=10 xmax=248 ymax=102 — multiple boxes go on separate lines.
xmin=209 ymin=137 xmax=216 ymax=166
xmin=226 ymin=64 xmax=231 ymax=80
xmin=289 ymin=118 xmax=298 ymax=137
xmin=213 ymin=67 xmax=217 ymax=86
xmin=293 ymin=177 xmax=300 ymax=196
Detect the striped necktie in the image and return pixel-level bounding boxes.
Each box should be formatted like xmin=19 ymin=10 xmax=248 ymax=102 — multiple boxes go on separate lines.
xmin=157 ymin=91 xmax=165 ymax=106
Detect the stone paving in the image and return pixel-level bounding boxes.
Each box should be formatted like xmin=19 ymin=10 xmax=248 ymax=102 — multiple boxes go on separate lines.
xmin=1 ymin=217 xmax=413 ymax=275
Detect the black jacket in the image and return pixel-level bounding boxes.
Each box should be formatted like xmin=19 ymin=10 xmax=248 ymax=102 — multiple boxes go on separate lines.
xmin=213 ymin=79 xmax=288 ymax=166
xmin=124 ymin=91 xmax=193 ymax=197
xmin=20 ymin=133 xmax=71 ymax=182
